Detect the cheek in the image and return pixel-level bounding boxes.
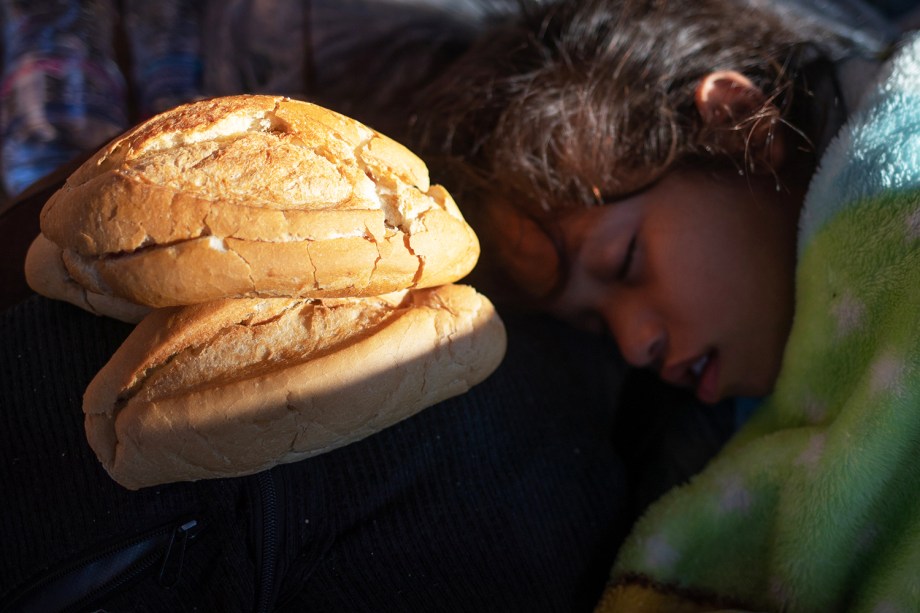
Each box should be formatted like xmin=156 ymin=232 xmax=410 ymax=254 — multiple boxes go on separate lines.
xmin=642 ymin=231 xmax=720 ymax=312
xmin=640 ymin=222 xmax=769 ymax=347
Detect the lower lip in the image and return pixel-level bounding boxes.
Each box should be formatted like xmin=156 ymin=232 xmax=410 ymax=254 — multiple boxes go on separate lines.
xmin=695 ymin=351 xmax=721 ymax=404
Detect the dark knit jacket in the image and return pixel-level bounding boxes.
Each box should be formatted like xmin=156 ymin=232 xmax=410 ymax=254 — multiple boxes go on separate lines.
xmin=1 ymin=296 xmax=632 ymax=612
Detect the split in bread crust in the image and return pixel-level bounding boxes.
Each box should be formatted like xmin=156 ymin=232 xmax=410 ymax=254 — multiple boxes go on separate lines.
xmin=25 ymin=234 xmax=151 ymax=323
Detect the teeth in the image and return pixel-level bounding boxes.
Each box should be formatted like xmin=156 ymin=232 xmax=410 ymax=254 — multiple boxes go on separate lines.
xmin=690 ymin=354 xmax=709 ymax=379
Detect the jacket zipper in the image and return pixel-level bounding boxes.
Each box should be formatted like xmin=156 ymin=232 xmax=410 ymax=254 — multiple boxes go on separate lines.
xmin=254 ymin=469 xmax=282 ymax=613
xmin=1 ymin=517 xmax=201 ymax=613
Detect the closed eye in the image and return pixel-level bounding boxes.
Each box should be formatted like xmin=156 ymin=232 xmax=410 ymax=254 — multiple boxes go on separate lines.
xmin=617 ymin=235 xmax=637 ymax=280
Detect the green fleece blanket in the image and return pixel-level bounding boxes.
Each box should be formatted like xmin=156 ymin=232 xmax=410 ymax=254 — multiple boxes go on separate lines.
xmin=599 ymin=34 xmax=920 ymax=613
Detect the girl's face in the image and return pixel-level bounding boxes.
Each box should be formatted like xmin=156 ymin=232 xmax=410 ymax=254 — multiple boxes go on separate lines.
xmin=524 ymin=169 xmax=802 ymax=404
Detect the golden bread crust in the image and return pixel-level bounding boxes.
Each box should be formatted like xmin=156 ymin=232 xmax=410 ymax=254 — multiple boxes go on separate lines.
xmin=40 ymin=95 xmax=478 ymax=307
xmin=83 ymin=284 xmax=507 ymax=489
xmin=24 ymin=234 xmax=151 ymax=323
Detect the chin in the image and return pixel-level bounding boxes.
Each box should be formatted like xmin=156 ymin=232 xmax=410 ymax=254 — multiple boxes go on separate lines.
xmin=738 ymin=375 xmax=780 ymax=400
xmin=730 ymin=351 xmax=785 ymax=400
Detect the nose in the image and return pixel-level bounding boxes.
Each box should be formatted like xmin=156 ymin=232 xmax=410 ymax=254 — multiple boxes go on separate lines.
xmin=601 ymin=300 xmax=667 ymax=370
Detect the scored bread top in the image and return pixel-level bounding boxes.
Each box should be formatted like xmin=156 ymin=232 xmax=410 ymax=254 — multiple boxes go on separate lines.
xmin=39 ymin=95 xmax=479 ymax=306
xmin=44 ymin=95 xmax=432 ymax=252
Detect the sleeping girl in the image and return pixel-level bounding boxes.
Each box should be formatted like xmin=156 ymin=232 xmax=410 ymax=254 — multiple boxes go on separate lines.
xmin=411 ymin=0 xmax=920 ymax=610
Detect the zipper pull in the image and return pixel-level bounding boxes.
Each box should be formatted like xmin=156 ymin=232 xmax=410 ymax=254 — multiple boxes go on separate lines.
xmin=158 ymin=519 xmax=198 ymax=588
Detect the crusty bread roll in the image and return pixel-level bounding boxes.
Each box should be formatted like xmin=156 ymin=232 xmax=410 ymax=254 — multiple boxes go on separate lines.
xmin=84 ymin=284 xmax=506 ymax=490
xmin=38 ymin=94 xmax=480 ymax=307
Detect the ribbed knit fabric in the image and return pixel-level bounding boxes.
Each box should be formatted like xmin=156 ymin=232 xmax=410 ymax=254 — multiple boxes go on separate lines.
xmin=1 ymin=297 xmax=637 ymax=611
xmin=0 ymin=297 xmax=257 ymax=612
xmin=274 ymin=310 xmax=631 ymax=612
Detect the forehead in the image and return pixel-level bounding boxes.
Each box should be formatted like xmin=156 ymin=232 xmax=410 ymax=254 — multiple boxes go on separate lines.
xmin=489 ymin=196 xmax=642 ymax=298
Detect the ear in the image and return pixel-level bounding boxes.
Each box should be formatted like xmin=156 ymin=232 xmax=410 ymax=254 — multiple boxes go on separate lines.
xmin=695 ymin=71 xmax=786 ymax=170
xmin=488 ymin=202 xmax=560 ymax=298
xmin=695 ymin=71 xmax=764 ymax=125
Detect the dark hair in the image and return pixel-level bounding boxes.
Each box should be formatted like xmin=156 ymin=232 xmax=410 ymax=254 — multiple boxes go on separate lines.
xmin=409 ymin=0 xmax=885 ymax=300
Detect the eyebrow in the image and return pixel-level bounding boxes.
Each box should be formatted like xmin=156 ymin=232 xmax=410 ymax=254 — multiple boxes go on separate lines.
xmin=577 ymin=201 xmax=640 ymax=278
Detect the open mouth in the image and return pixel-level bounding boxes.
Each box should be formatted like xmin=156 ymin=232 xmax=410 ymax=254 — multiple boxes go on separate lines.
xmin=659 ymin=348 xmax=722 ymax=404
xmin=690 ymin=353 xmax=710 ymax=379
xmin=692 ymin=350 xmax=720 ymax=404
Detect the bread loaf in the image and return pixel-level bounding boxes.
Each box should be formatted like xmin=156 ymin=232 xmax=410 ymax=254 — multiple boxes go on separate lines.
xmin=83 ymin=284 xmax=506 ymax=490
xmin=39 ymin=95 xmax=480 ymax=307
